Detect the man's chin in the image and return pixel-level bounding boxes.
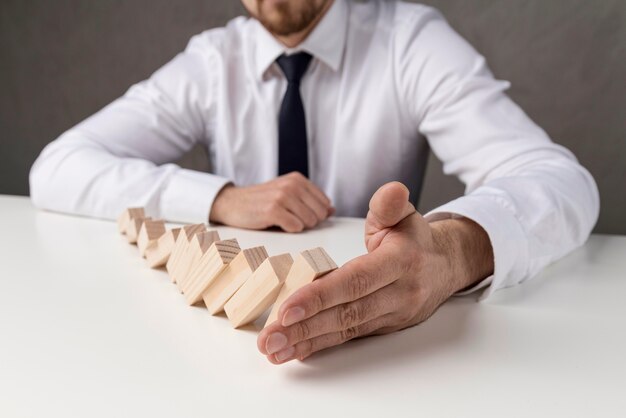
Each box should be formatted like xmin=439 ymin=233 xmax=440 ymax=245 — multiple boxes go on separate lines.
xmin=255 ymin=0 xmax=325 ymax=37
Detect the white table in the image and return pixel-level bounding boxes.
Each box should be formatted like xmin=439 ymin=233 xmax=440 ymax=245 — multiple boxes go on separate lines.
xmin=0 ymin=195 xmax=624 ymax=418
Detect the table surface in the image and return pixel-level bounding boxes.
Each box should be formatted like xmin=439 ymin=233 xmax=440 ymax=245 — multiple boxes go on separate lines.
xmin=1 ymin=195 xmax=625 ymax=418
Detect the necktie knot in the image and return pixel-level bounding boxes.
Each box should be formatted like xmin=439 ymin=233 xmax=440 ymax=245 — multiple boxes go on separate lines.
xmin=276 ymin=52 xmax=313 ymax=84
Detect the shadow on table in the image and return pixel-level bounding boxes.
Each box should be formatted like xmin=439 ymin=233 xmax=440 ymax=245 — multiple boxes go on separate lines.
xmin=284 ymin=296 xmax=478 ymax=380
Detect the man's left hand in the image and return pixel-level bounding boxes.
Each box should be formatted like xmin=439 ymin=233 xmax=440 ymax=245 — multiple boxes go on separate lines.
xmin=257 ymin=182 xmax=493 ymax=364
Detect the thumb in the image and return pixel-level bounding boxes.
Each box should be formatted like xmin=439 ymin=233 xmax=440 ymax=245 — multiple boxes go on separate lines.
xmin=368 ymin=182 xmax=416 ymax=229
xmin=365 ymin=182 xmax=417 ymax=252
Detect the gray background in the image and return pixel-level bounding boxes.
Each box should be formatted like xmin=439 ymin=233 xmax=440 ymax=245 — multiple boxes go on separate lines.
xmin=1 ymin=0 xmax=624 ymax=233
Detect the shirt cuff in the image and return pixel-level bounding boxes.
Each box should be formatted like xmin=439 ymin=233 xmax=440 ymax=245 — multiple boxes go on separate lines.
xmin=158 ymin=167 xmax=231 ymax=224
xmin=424 ymin=193 xmax=529 ymax=300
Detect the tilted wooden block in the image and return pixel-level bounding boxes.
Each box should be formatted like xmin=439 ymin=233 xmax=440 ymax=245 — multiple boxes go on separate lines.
xmin=165 ymin=224 xmax=207 ymax=283
xmin=137 ymin=219 xmax=166 ymax=257
xmin=174 ymin=230 xmax=221 ymax=292
xmin=202 ymin=246 xmax=269 ymax=315
xmin=183 ymin=239 xmax=241 ymax=305
xmin=224 ymin=253 xmax=294 ymax=328
xmin=117 ymin=207 xmax=145 ymax=235
xmin=145 ymin=227 xmax=182 ymax=269
xmin=265 ymin=247 xmax=337 ymax=327
xmin=126 ymin=217 xmax=151 ymax=244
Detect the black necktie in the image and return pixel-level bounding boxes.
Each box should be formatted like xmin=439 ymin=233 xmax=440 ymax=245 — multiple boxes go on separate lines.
xmin=276 ymin=52 xmax=313 ymax=177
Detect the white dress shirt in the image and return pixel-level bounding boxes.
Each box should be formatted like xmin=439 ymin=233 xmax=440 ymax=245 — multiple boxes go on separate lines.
xmin=30 ymin=0 xmax=599 ymax=298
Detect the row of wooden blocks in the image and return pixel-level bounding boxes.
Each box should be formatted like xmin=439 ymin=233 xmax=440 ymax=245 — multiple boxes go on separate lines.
xmin=117 ymin=208 xmax=338 ymax=328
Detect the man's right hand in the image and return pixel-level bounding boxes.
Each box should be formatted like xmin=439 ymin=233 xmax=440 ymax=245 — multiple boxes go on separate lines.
xmin=209 ymin=172 xmax=334 ymax=233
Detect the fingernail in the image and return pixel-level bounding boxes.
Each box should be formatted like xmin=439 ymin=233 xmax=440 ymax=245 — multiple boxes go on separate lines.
xmin=275 ymin=346 xmax=295 ymax=362
xmin=266 ymin=332 xmax=288 ymax=354
xmin=282 ymin=307 xmax=306 ymax=327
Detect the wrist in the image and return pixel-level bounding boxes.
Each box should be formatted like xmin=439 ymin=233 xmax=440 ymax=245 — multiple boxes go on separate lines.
xmin=209 ymin=183 xmax=235 ymax=224
xmin=430 ymin=217 xmax=494 ymax=293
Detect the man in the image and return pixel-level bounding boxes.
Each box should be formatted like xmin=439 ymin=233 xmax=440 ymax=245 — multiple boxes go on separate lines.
xmin=30 ymin=0 xmax=599 ymax=365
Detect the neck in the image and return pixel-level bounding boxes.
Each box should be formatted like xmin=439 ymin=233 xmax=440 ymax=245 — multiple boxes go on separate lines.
xmin=275 ymin=0 xmax=334 ymax=48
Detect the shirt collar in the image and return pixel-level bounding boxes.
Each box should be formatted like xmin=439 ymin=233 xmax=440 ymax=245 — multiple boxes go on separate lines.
xmin=253 ymin=0 xmax=348 ymax=80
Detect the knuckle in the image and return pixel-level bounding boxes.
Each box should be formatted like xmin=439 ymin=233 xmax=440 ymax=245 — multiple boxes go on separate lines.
xmin=274 ymin=192 xmax=288 ymax=206
xmin=311 ymin=287 xmax=327 ymax=313
xmin=396 ymin=309 xmax=416 ymax=324
xmin=347 ymin=270 xmax=372 ymax=300
xmin=304 ymin=213 xmax=317 ymax=227
xmin=297 ymin=339 xmax=314 ymax=360
xmin=295 ymin=320 xmax=312 ymax=341
xmin=278 ymin=183 xmax=292 ymax=194
xmin=337 ymin=303 xmax=362 ymax=328
xmin=268 ymin=194 xmax=283 ymax=210
xmin=340 ymin=326 xmax=360 ymax=342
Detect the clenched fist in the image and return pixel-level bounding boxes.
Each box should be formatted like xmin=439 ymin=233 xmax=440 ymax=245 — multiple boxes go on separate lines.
xmin=258 ymin=181 xmax=494 ymax=364
xmin=209 ymin=172 xmax=334 ymax=232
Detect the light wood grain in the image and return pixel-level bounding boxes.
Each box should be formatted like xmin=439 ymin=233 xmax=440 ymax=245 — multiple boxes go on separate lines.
xmin=117 ymin=207 xmax=145 ymax=234
xmin=265 ymin=247 xmax=337 ymax=327
xmin=145 ymin=227 xmax=182 ymax=268
xmin=165 ymin=224 xmax=206 ymax=283
xmin=174 ymin=230 xmax=221 ymax=292
xmin=202 ymin=246 xmax=269 ymax=315
xmin=126 ymin=217 xmax=151 ymax=244
xmin=224 ymin=253 xmax=294 ymax=328
xmin=183 ymin=239 xmax=241 ymax=305
xmin=137 ymin=219 xmax=166 ymax=257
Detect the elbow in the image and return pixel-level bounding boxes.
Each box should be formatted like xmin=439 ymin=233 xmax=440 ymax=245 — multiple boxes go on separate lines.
xmin=29 ymin=139 xmax=68 ymax=211
xmin=29 ymin=147 xmax=51 ymax=210
xmin=576 ymin=164 xmax=600 ymax=243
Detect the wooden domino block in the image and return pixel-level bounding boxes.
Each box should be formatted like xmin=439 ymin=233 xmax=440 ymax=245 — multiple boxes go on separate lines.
xmin=224 ymin=253 xmax=294 ymax=328
xmin=265 ymin=247 xmax=337 ymax=327
xmin=165 ymin=224 xmax=206 ymax=283
xmin=202 ymin=246 xmax=269 ymax=315
xmin=126 ymin=217 xmax=151 ymax=244
xmin=174 ymin=230 xmax=221 ymax=292
xmin=117 ymin=207 xmax=145 ymax=234
xmin=145 ymin=227 xmax=182 ymax=268
xmin=183 ymin=239 xmax=241 ymax=305
xmin=136 ymin=219 xmax=166 ymax=257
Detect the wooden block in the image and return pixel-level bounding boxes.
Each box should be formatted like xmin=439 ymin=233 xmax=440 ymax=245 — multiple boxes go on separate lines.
xmin=224 ymin=253 xmax=294 ymax=328
xmin=265 ymin=247 xmax=337 ymax=327
xmin=126 ymin=217 xmax=151 ymax=244
xmin=136 ymin=219 xmax=166 ymax=257
xmin=165 ymin=224 xmax=207 ymax=283
xmin=202 ymin=246 xmax=269 ymax=315
xmin=145 ymin=227 xmax=182 ymax=268
xmin=117 ymin=207 xmax=145 ymax=234
xmin=174 ymin=230 xmax=221 ymax=292
xmin=183 ymin=239 xmax=241 ymax=305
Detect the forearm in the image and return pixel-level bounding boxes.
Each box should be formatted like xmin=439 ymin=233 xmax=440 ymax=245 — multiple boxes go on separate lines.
xmin=30 ymin=133 xmax=230 ymax=222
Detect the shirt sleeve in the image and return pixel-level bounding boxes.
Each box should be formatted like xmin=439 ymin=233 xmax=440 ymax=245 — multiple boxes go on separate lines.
xmin=29 ymin=32 xmax=231 ymax=223
xmin=394 ymin=7 xmax=600 ymax=298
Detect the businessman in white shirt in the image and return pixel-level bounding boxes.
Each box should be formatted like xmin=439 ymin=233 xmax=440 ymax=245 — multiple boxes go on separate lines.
xmin=30 ymin=0 xmax=599 ymax=364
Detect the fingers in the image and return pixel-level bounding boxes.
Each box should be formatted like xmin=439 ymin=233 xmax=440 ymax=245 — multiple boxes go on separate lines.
xmin=267 ymin=314 xmax=395 ymax=364
xmin=281 ymin=194 xmax=319 ymax=229
xmin=272 ymin=209 xmax=305 ymax=233
xmin=298 ymin=190 xmax=330 ymax=223
xmin=274 ymin=172 xmax=333 ymax=231
xmin=276 ymin=247 xmax=400 ymax=327
xmin=288 ymin=172 xmax=332 ymax=222
xmin=301 ymin=177 xmax=332 ymax=211
xmin=368 ymin=182 xmax=416 ymax=230
xmin=259 ymin=285 xmax=398 ymax=356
